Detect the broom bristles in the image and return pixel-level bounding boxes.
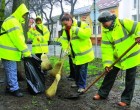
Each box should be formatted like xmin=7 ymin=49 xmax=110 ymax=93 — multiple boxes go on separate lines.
xmin=48 ymin=61 xmax=63 ymax=77
xmin=41 ymin=53 xmax=52 ymax=70
xmin=46 ymin=74 xmax=61 ymax=98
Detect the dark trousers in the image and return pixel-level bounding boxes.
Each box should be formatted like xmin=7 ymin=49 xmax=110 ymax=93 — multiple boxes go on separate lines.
xmin=68 ymin=55 xmax=75 ymax=79
xmin=74 ymin=63 xmax=88 ymax=89
xmin=98 ymin=66 xmax=136 ymax=104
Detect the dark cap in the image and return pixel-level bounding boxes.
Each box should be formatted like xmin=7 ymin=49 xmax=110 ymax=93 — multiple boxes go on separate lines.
xmin=98 ymin=11 xmax=116 ymax=23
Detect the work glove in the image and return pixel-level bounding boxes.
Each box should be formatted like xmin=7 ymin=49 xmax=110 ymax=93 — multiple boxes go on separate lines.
xmin=63 ymin=49 xmax=71 ymax=56
xmin=135 ymin=37 xmax=140 ymax=44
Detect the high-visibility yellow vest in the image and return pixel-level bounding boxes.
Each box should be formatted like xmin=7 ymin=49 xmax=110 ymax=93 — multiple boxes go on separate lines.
xmin=0 ymin=4 xmax=31 ymax=61
xmin=59 ymin=20 xmax=94 ymax=65
xmin=101 ymin=18 xmax=140 ymax=70
xmin=28 ymin=17 xmax=50 ymax=54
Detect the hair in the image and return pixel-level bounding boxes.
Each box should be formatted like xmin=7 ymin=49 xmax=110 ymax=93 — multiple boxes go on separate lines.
xmin=61 ymin=13 xmax=73 ymax=22
xmin=35 ymin=18 xmax=42 ymax=23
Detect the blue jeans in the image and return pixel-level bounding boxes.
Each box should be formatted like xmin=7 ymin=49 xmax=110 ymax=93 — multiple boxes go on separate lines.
xmin=2 ymin=59 xmax=19 ymax=91
xmin=74 ymin=63 xmax=88 ymax=89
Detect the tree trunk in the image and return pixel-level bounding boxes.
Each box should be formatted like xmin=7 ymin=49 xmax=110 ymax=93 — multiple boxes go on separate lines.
xmin=0 ymin=0 xmax=5 ymax=28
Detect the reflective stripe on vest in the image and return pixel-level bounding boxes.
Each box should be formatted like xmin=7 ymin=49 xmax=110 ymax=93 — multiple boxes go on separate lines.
xmin=103 ymin=60 xmax=113 ymax=65
xmin=113 ymin=21 xmax=137 ymax=45
xmin=0 ymin=44 xmax=19 ymax=51
xmin=102 ymin=21 xmax=137 ymax=45
xmin=0 ymin=44 xmax=29 ymax=54
xmin=75 ymin=47 xmax=93 ymax=56
xmin=22 ymin=48 xmax=29 ymax=53
xmin=2 ymin=27 xmax=20 ymax=33
xmin=61 ymin=36 xmax=79 ymax=40
xmin=121 ymin=49 xmax=140 ymax=62
xmin=32 ymin=44 xmax=48 ymax=47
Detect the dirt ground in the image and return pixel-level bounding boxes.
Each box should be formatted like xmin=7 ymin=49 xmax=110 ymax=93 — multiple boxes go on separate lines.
xmin=0 ymin=61 xmax=140 ymax=110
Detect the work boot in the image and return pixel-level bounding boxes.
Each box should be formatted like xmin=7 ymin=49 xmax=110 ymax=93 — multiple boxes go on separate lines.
xmin=118 ymin=102 xmax=128 ymax=107
xmin=93 ymin=94 xmax=106 ymax=100
xmin=6 ymin=89 xmax=23 ymax=97
xmin=77 ymin=88 xmax=85 ymax=93
xmin=93 ymin=94 xmax=101 ymax=100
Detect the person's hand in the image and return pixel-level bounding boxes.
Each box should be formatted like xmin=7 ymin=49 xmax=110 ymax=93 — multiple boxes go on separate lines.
xmin=64 ymin=49 xmax=70 ymax=55
xmin=135 ymin=37 xmax=140 ymax=44
xmin=105 ymin=66 xmax=112 ymax=73
xmin=64 ymin=50 xmax=69 ymax=55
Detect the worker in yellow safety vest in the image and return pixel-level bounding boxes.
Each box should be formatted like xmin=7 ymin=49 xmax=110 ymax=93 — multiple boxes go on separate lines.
xmin=93 ymin=11 xmax=140 ymax=107
xmin=0 ymin=3 xmax=31 ymax=97
xmin=59 ymin=13 xmax=94 ymax=93
xmin=28 ymin=16 xmax=50 ymax=59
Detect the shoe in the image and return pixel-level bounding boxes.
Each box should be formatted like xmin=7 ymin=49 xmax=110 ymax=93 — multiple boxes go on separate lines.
xmin=93 ymin=94 xmax=101 ymax=100
xmin=7 ymin=89 xmax=23 ymax=97
xmin=71 ymin=84 xmax=78 ymax=88
xmin=77 ymin=88 xmax=85 ymax=93
xmin=118 ymin=102 xmax=127 ymax=107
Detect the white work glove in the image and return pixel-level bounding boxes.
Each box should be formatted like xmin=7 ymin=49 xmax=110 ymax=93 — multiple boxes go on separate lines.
xmin=63 ymin=49 xmax=70 ymax=56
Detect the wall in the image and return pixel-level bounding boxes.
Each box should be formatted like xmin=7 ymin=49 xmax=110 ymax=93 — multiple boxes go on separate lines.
xmin=118 ymin=0 xmax=135 ymax=19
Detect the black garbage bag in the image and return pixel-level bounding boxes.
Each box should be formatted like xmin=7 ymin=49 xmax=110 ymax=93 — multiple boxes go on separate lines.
xmin=23 ymin=55 xmax=45 ymax=95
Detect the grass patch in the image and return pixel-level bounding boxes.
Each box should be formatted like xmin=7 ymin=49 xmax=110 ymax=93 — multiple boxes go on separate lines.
xmin=49 ymin=56 xmax=104 ymax=88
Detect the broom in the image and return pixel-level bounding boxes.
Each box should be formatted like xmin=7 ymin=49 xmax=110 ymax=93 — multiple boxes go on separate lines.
xmin=45 ymin=54 xmax=68 ymax=98
xmin=46 ymin=40 xmax=71 ymax=98
xmin=46 ymin=74 xmax=61 ymax=98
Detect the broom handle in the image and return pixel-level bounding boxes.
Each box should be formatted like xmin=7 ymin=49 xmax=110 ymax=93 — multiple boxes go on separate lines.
xmin=59 ymin=39 xmax=72 ymax=71
xmin=59 ymin=48 xmax=63 ymax=60
xmin=83 ymin=42 xmax=137 ymax=93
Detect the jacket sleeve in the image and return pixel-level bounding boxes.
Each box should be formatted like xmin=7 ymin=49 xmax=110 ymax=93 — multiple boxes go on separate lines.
xmin=122 ymin=18 xmax=140 ymax=38
xmin=101 ymin=32 xmax=114 ymax=68
xmin=4 ymin=20 xmax=31 ymax=57
xmin=72 ymin=22 xmax=92 ymax=39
